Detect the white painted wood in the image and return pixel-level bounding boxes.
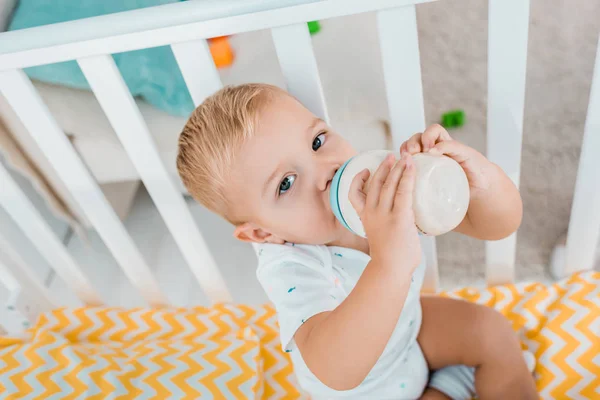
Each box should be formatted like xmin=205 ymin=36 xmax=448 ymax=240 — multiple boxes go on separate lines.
xmin=564 ymin=36 xmax=600 ymax=276
xmin=0 ymin=69 xmax=167 ymax=307
xmin=0 ymin=261 xmax=19 ymax=293
xmin=0 ymin=234 xmax=56 ymax=318
xmin=0 ymin=162 xmax=102 ymax=305
xmin=0 ymin=315 xmax=8 ymax=335
xmin=377 ymin=6 xmax=426 ymax=148
xmin=377 ymin=6 xmax=438 ymax=291
xmin=1 ymin=289 xmax=32 ymax=334
xmin=0 ymin=0 xmax=435 ymax=71
xmin=125 ymin=189 xmax=264 ymax=306
xmin=0 ymin=233 xmax=55 ymax=334
xmin=52 ymin=188 xmax=267 ymax=308
xmin=271 ymin=23 xmax=329 ymax=122
xmin=549 ymin=232 xmax=567 ymax=280
xmin=56 ymin=224 xmax=148 ymax=308
xmin=420 ymin=235 xmax=439 ymax=293
xmin=4 ymin=289 xmax=36 ymax=328
xmin=78 ymin=55 xmax=232 ymax=303
xmin=485 ymin=234 xmax=517 ymax=285
xmin=172 ymin=39 xmax=223 ymax=106
xmin=486 ymin=0 xmax=530 ymax=285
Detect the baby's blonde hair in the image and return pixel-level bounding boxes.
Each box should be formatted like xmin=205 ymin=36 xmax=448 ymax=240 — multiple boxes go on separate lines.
xmin=177 ymin=83 xmax=285 ymax=223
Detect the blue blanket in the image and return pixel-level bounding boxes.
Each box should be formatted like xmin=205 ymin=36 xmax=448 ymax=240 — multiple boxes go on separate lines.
xmin=9 ymin=0 xmax=195 ymax=117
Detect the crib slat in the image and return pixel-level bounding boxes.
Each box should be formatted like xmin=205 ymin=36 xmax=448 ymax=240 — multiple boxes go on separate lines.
xmin=271 ymin=23 xmax=329 ymax=122
xmin=0 ymin=163 xmax=102 ymax=305
xmin=565 ymin=36 xmax=600 ymax=275
xmin=172 ymin=39 xmax=223 ymax=106
xmin=0 ymin=233 xmax=56 ymax=319
xmin=377 ymin=6 xmax=438 ymax=292
xmin=0 ymin=241 xmax=52 ymax=335
xmin=377 ymin=6 xmax=425 ymax=148
xmin=486 ymin=0 xmax=530 ymax=285
xmin=0 ymin=69 xmax=167 ymax=307
xmin=78 ymin=55 xmax=232 ymax=304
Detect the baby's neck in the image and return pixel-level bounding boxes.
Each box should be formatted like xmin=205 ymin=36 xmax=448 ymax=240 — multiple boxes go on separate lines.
xmin=327 ymin=229 xmax=370 ymax=255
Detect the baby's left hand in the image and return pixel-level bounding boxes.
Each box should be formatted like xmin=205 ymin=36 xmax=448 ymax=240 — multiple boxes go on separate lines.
xmin=400 ymin=124 xmax=498 ymax=197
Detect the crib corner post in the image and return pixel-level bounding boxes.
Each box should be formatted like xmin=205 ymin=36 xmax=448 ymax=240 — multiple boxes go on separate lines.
xmin=552 ymin=35 xmax=600 ymax=279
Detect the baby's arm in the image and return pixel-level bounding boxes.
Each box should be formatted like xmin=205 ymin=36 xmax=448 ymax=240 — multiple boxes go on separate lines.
xmin=295 ymin=257 xmax=412 ymax=390
xmin=418 ymin=296 xmax=537 ymax=399
xmin=451 ymin=161 xmax=523 ymax=241
xmin=295 ymin=155 xmax=420 ymax=391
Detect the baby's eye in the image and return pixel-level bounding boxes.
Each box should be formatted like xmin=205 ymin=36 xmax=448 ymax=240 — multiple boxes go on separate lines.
xmin=279 ymin=175 xmax=296 ymax=195
xmin=312 ymin=132 xmax=326 ymax=151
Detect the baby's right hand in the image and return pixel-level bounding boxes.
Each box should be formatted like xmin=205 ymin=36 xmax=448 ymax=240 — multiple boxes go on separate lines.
xmin=349 ymin=154 xmax=421 ymax=271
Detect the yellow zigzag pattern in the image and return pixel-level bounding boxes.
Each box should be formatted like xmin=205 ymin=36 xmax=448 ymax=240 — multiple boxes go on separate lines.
xmin=0 ymin=304 xmax=303 ymax=399
xmin=1 ymin=272 xmax=597 ymax=399
xmin=443 ymin=271 xmax=600 ymax=399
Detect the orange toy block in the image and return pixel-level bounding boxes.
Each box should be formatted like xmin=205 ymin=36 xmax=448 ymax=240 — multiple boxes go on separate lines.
xmin=209 ymin=37 xmax=234 ymax=68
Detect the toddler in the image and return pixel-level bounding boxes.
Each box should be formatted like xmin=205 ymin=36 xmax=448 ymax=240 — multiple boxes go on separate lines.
xmin=177 ymin=84 xmax=537 ymax=399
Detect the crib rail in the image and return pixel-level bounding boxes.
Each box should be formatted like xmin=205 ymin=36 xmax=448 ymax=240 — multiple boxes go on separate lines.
xmin=0 ymin=0 xmax=598 ymax=331
xmin=0 ymin=0 xmax=434 ymax=72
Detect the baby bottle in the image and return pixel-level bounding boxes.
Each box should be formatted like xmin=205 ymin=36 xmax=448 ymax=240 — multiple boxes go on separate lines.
xmin=329 ymin=150 xmax=470 ymax=236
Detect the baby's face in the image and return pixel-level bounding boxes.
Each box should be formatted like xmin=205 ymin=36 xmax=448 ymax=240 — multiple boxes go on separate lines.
xmin=229 ymin=93 xmax=357 ymax=245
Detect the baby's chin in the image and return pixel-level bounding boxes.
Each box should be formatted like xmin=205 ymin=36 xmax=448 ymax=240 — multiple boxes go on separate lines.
xmin=282 ymin=222 xmax=347 ymax=246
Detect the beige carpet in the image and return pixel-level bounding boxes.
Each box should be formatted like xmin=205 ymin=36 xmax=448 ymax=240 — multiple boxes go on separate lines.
xmin=220 ymin=0 xmax=600 ymax=287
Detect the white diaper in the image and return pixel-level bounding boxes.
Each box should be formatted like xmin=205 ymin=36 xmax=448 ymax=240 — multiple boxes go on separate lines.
xmin=430 ymin=350 xmax=536 ymax=400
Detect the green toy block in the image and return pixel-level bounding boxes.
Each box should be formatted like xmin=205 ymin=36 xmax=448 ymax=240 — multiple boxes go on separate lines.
xmin=441 ymin=110 xmax=466 ymax=129
xmin=307 ymin=20 xmax=321 ymax=35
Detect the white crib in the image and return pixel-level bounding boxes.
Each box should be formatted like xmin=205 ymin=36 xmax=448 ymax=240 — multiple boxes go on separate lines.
xmin=0 ymin=0 xmax=598 ymax=334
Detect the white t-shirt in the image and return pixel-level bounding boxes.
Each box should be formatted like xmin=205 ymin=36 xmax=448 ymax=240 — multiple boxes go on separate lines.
xmin=256 ymin=242 xmax=428 ymax=399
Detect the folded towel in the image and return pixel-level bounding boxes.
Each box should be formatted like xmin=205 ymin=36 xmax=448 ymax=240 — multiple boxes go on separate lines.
xmin=8 ymin=0 xmax=195 ymax=117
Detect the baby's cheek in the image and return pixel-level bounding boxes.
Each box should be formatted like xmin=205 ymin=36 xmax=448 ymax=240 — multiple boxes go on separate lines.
xmin=280 ymin=196 xmax=336 ymax=243
xmin=291 ymin=215 xmax=331 ymax=243
xmin=313 ymin=211 xmax=340 ymax=238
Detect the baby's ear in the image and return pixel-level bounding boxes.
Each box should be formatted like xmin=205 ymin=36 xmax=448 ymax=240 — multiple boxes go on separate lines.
xmin=233 ymin=223 xmax=285 ymax=244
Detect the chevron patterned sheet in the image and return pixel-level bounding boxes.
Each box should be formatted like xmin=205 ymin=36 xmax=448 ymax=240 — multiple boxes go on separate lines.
xmin=0 ymin=271 xmax=598 ymax=399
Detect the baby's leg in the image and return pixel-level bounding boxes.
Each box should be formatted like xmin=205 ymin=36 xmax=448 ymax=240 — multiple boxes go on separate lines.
xmin=418 ymin=296 xmax=537 ymax=400
xmin=420 ymin=387 xmax=452 ymax=400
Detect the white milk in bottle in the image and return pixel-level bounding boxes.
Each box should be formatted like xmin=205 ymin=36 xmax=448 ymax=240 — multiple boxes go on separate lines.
xmin=329 ymin=150 xmax=470 ymax=236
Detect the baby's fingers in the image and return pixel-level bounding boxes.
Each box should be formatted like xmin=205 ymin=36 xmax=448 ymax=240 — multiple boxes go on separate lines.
xmin=400 ymin=133 xmax=423 ymax=156
xmin=428 ymin=140 xmax=475 ymax=164
xmin=393 ymin=155 xmax=416 ymax=212
xmin=421 ymin=124 xmax=452 ymax=152
xmin=349 ymin=169 xmax=370 ymax=216
xmin=379 ymin=159 xmax=407 ymax=211
xmin=366 ymin=154 xmax=395 ymax=208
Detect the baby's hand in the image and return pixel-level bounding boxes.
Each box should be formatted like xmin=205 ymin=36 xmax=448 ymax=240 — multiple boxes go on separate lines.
xmin=348 ymin=154 xmax=421 ymax=270
xmin=400 ymin=124 xmax=496 ymax=196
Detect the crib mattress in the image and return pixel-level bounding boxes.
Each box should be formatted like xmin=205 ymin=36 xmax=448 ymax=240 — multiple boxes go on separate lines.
xmin=0 ymin=271 xmax=598 ymax=399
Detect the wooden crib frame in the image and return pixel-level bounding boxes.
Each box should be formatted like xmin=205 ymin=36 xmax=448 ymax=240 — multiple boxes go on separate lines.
xmin=0 ymin=0 xmax=598 ymax=333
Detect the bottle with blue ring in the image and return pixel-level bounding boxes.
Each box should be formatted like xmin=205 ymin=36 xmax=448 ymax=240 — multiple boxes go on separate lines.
xmin=330 ymin=150 xmax=470 ymax=237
